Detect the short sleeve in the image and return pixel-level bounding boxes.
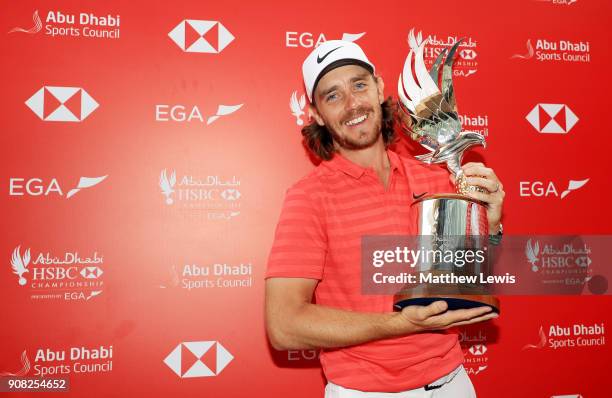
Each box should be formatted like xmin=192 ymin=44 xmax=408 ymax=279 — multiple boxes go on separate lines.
xmin=265 ymin=184 xmax=327 ymax=280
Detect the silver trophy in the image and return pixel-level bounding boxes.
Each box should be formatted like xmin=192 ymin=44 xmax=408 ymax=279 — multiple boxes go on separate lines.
xmin=394 ymin=29 xmax=499 ymax=313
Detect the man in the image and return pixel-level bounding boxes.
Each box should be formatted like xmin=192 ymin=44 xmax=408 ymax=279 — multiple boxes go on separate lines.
xmin=265 ymin=40 xmax=505 ymax=397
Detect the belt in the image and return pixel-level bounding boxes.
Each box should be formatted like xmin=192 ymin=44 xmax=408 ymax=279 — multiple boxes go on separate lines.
xmin=423 ymin=365 xmax=462 ymax=391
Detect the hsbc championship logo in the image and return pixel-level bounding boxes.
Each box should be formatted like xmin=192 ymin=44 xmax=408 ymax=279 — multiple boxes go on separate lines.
xmin=411 ymin=29 xmax=479 ymax=78
xmin=168 ymin=20 xmax=234 ymax=53
xmin=526 ymin=104 xmax=578 ymax=134
xmin=158 ymin=169 xmax=241 ymax=220
xmin=25 ymin=86 xmax=99 ymax=122
xmin=8 ymin=245 xmax=105 ymax=302
xmin=459 ymin=328 xmax=489 ymax=376
xmin=524 ymin=237 xmax=592 ymax=279
xmin=164 ymin=341 xmax=233 ymax=378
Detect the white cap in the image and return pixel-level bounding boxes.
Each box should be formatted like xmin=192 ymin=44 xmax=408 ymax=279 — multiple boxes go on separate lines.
xmin=302 ymin=40 xmax=375 ymax=103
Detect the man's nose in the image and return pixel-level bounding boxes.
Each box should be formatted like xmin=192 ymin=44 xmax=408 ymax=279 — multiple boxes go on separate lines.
xmin=345 ymin=91 xmax=359 ymax=110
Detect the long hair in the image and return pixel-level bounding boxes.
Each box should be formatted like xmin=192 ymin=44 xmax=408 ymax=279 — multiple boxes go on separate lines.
xmin=301 ymin=97 xmax=397 ymax=161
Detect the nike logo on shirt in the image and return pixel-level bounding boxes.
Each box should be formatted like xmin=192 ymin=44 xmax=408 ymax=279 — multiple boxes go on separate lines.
xmin=412 ymin=192 xmax=428 ymax=200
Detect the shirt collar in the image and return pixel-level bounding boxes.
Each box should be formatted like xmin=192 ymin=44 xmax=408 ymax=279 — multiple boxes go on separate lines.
xmin=324 ymin=149 xmax=405 ymax=179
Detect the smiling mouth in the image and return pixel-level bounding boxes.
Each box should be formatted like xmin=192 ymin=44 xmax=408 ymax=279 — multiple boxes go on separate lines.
xmin=345 ymin=114 xmax=368 ymax=126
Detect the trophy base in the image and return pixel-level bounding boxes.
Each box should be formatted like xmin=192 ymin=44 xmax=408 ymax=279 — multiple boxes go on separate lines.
xmin=393 ymin=295 xmax=500 ymax=314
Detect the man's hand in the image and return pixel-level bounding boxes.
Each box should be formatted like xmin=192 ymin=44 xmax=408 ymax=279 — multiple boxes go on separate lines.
xmin=450 ymin=162 xmax=505 ymax=234
xmin=385 ymin=301 xmax=497 ymax=337
xmin=266 ymin=278 xmax=498 ymax=350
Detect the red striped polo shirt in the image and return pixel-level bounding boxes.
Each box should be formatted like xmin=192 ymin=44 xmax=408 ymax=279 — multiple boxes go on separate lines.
xmin=266 ymin=149 xmax=463 ymax=392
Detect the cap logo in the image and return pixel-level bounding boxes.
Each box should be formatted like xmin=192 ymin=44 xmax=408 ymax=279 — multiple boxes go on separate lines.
xmin=316 ymin=46 xmax=342 ymax=64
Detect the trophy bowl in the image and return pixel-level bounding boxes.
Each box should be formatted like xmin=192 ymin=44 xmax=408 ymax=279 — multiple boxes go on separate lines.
xmin=393 ymin=194 xmax=500 ymax=313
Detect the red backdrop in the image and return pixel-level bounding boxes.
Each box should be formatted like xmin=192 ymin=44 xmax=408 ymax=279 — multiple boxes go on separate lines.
xmin=1 ymin=0 xmax=610 ymax=397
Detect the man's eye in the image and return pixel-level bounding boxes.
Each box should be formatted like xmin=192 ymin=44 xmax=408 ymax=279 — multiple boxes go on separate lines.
xmin=326 ymin=93 xmax=338 ymax=102
xmin=355 ymin=82 xmax=367 ymax=89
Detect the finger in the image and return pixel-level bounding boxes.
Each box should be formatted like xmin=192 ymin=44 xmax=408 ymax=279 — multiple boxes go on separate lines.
xmin=462 ymin=162 xmax=485 ymax=169
xmin=449 ymin=312 xmax=498 ymax=327
xmin=465 ymin=189 xmax=492 ymax=204
xmin=462 ymin=165 xmax=496 ymax=180
xmin=445 ymin=306 xmax=493 ymax=322
xmin=427 ymin=305 xmax=493 ymax=327
xmin=415 ymin=300 xmax=448 ymax=320
xmin=466 ymin=177 xmax=498 ymax=193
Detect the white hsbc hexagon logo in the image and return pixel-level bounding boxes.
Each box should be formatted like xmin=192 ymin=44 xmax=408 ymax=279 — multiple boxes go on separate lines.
xmin=25 ymin=86 xmax=98 ymax=122
xmin=164 ymin=341 xmax=233 ymax=378
xmin=80 ymin=266 xmax=103 ymax=279
xmin=526 ymin=104 xmax=578 ymax=134
xmin=459 ymin=49 xmax=477 ymax=60
xmin=468 ymin=344 xmax=487 ymax=356
xmin=221 ymin=189 xmax=240 ymax=201
xmin=168 ymin=20 xmax=234 ymax=53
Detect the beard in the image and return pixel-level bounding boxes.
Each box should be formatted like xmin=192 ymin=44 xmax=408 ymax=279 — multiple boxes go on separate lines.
xmin=328 ymin=105 xmax=383 ymax=150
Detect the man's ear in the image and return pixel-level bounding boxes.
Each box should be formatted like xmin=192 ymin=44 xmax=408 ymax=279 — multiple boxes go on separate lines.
xmin=309 ymin=104 xmax=325 ymax=126
xmin=375 ymin=75 xmax=385 ymax=104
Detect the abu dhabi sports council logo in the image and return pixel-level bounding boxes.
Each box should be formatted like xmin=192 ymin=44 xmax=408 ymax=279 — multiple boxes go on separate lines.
xmin=8 ymin=10 xmax=42 ymax=34
xmin=155 ymin=104 xmax=243 ymax=125
xmin=159 ymin=262 xmax=253 ymax=290
xmin=164 ymin=341 xmax=233 ymax=378
xmin=9 ymin=10 xmax=120 ymax=39
xmin=168 ymin=20 xmax=234 ymax=53
xmin=2 ymin=345 xmax=113 ymax=377
xmin=511 ymin=38 xmax=590 ymax=63
xmin=9 ymin=175 xmax=107 ymax=198
xmin=289 ymin=91 xmax=307 ymax=125
xmin=285 ymin=31 xmax=365 ymax=48
xmin=9 ymin=245 xmax=105 ymax=302
xmin=526 ymin=104 xmax=578 ymax=134
xmin=519 ymin=179 xmax=589 ymax=199
xmin=158 ymin=169 xmax=241 ymax=220
xmin=409 ymin=28 xmax=478 ymax=77
xmin=459 ymin=328 xmax=490 ymax=376
xmin=523 ymin=323 xmax=605 ymax=351
xmin=25 ymin=86 xmax=99 ymax=122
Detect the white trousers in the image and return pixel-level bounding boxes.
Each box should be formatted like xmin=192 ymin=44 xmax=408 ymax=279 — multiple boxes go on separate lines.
xmin=324 ymin=365 xmax=476 ymax=398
